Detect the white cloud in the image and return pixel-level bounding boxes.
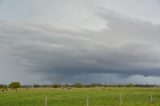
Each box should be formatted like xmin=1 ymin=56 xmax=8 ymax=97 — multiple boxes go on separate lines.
xmin=94 ymin=0 xmax=160 ymax=24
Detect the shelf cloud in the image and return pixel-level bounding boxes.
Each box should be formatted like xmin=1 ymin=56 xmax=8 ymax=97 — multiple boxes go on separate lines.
xmin=0 ymin=0 xmax=160 ymax=84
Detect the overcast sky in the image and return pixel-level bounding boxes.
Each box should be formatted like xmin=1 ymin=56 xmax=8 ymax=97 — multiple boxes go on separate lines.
xmin=1 ymin=0 xmax=160 ymax=84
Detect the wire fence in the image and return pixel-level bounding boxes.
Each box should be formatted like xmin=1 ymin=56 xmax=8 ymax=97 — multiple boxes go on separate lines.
xmin=43 ymin=94 xmax=160 ymax=106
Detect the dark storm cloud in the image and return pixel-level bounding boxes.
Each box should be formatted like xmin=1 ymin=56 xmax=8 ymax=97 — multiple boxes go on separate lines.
xmin=1 ymin=9 xmax=160 ymax=84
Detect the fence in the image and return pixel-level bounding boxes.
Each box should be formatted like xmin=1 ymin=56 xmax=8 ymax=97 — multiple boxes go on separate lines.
xmin=43 ymin=94 xmax=160 ymax=106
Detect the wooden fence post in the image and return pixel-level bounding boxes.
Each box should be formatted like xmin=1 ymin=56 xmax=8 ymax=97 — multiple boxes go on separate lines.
xmin=86 ymin=96 xmax=89 ymax=106
xmin=120 ymin=94 xmax=122 ymax=105
xmin=150 ymin=94 xmax=153 ymax=103
xmin=45 ymin=96 xmax=48 ymax=106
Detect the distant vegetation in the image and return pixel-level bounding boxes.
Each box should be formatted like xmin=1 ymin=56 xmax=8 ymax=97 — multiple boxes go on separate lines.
xmin=0 ymin=82 xmax=159 ymax=91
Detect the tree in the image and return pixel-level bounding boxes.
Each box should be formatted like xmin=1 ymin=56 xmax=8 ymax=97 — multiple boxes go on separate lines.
xmin=73 ymin=83 xmax=83 ymax=88
xmin=9 ymin=82 xmax=21 ymax=90
xmin=52 ymin=84 xmax=61 ymax=88
xmin=90 ymin=83 xmax=97 ymax=87
xmin=0 ymin=84 xmax=8 ymax=91
xmin=33 ymin=84 xmax=41 ymax=88
xmin=126 ymin=83 xmax=134 ymax=88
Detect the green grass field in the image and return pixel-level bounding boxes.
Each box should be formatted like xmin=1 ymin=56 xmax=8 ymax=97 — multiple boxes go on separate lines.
xmin=0 ymin=87 xmax=160 ymax=106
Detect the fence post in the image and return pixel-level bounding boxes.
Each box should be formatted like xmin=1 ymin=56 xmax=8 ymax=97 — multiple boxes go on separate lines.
xmin=45 ymin=96 xmax=48 ymax=106
xmin=120 ymin=94 xmax=122 ymax=105
xmin=150 ymin=94 xmax=153 ymax=103
xmin=86 ymin=96 xmax=89 ymax=106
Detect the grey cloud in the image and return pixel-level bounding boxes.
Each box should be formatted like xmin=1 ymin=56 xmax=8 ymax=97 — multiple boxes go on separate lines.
xmin=1 ymin=9 xmax=160 ymax=84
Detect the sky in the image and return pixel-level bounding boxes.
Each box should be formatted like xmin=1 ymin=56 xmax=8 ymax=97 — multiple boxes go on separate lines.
xmin=0 ymin=0 xmax=160 ymax=85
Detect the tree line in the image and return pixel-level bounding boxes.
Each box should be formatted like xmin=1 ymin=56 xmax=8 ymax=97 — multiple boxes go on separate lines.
xmin=26 ymin=83 xmax=160 ymax=88
xmin=0 ymin=82 xmax=159 ymax=91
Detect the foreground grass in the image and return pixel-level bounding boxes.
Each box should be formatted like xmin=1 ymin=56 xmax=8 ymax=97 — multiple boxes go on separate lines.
xmin=0 ymin=87 xmax=160 ymax=106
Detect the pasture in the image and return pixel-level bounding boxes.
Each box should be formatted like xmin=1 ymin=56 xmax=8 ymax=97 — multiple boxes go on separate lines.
xmin=0 ymin=87 xmax=160 ymax=106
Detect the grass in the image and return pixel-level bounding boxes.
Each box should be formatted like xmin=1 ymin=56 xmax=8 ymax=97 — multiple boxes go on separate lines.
xmin=0 ymin=87 xmax=160 ymax=106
